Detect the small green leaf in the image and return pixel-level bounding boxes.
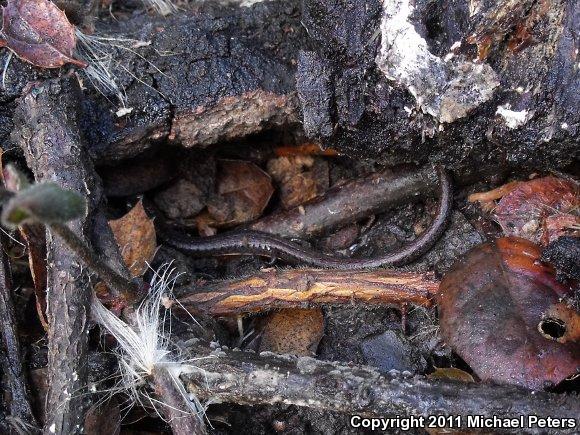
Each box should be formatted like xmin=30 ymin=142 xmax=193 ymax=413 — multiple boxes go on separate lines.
xmin=1 ymin=182 xmax=87 ymax=228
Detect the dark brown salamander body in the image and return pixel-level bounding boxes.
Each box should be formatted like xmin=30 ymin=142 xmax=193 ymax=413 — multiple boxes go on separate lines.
xmin=158 ymin=167 xmax=453 ymax=269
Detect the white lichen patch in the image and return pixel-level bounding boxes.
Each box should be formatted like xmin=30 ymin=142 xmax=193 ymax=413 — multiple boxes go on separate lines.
xmin=495 ymin=104 xmax=529 ymax=129
xmin=116 ymin=107 xmax=134 ymax=117
xmin=376 ymin=0 xmax=499 ymax=124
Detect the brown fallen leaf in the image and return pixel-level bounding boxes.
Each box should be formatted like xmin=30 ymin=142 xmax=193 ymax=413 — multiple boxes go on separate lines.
xmin=154 ymin=179 xmax=207 ymax=220
xmin=0 ymin=0 xmax=87 ymax=68
xmin=541 ymin=214 xmax=580 ymax=247
xmin=267 ymin=155 xmax=329 ymax=209
xmin=206 ymin=160 xmax=274 ymax=228
xmin=438 ymin=237 xmax=579 ymax=390
xmin=21 ymin=223 xmax=48 ymax=330
xmin=470 ymin=176 xmax=579 ymax=245
xmin=258 ymin=308 xmax=324 ymax=356
xmin=109 ymin=200 xmax=157 ymax=277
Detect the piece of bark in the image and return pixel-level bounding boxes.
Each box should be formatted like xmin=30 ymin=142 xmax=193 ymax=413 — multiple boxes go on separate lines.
xmin=81 ymin=1 xmax=302 ymax=162
xmin=0 ymin=1 xmax=303 ymax=163
xmin=297 ymin=0 xmax=578 ymax=174
xmin=178 ymin=268 xmax=437 ymax=316
xmin=0 ymin=0 xmax=575 ymax=174
xmin=11 ymin=76 xmax=126 ymax=434
xmin=0 ymin=237 xmax=38 ymax=431
xmin=250 ymin=166 xmax=439 ymax=240
xmin=182 ymin=347 xmax=580 ymax=435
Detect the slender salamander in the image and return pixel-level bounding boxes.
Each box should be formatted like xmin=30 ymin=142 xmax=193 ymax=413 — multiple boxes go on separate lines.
xmin=157 ymin=166 xmax=453 ymax=269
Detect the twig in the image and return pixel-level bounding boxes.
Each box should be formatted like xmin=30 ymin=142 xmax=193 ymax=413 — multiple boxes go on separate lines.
xmin=0 ymin=237 xmax=39 ymax=432
xmin=250 ymin=166 xmax=440 ymax=240
xmin=13 ymin=76 xmax=134 ymax=434
xmin=49 ymin=223 xmax=139 ymax=302
xmin=152 ymin=367 xmax=207 ymax=435
xmin=14 ymin=77 xmax=95 ymax=434
xmin=182 ymin=347 xmax=580 ymax=435
xmin=178 ymin=268 xmax=438 ymax=316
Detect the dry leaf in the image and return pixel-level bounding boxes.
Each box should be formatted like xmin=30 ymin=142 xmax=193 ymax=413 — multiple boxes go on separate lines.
xmin=0 ymin=0 xmax=87 ymax=68
xmin=206 ymin=160 xmax=273 ymax=227
xmin=258 ymin=308 xmax=324 ymax=356
xmin=267 ymin=156 xmax=329 ymax=209
xmin=438 ymin=237 xmax=579 ymax=389
xmin=154 ymin=179 xmax=206 ymax=220
xmin=109 ymin=200 xmax=157 ymax=277
xmin=21 ymin=223 xmax=48 ymax=330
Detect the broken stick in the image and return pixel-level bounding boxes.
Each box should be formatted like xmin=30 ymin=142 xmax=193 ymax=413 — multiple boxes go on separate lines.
xmin=12 ymin=76 xmax=134 ymax=434
xmin=250 ymin=166 xmax=440 ymax=240
xmin=178 ymin=268 xmax=438 ymax=316
xmin=182 ymin=347 xmax=580 ymax=435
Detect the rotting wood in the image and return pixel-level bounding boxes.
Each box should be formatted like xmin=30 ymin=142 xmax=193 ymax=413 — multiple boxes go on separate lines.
xmin=178 ymin=268 xmax=438 ymax=316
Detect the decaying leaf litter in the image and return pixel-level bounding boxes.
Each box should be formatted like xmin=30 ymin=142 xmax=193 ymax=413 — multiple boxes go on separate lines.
xmin=0 ymin=0 xmax=578 ymax=434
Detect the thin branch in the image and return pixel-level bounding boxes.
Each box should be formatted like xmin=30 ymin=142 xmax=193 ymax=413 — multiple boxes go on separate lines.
xmin=49 ymin=223 xmax=140 ymax=303
xmin=178 ymin=268 xmax=438 ymax=316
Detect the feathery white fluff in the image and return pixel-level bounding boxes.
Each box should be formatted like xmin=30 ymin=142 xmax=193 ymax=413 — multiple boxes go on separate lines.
xmin=143 ymin=0 xmax=178 ymax=15
xmin=91 ymin=264 xmax=204 ymax=419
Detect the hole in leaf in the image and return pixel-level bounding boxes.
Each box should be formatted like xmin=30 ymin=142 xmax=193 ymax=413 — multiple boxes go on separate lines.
xmin=539 ymin=317 xmax=566 ymax=340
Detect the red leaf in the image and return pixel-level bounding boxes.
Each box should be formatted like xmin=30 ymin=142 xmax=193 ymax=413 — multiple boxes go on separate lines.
xmin=0 ymin=0 xmax=87 ymax=68
xmin=438 ymin=237 xmax=579 ymax=390
xmin=494 ymin=176 xmax=579 ymax=245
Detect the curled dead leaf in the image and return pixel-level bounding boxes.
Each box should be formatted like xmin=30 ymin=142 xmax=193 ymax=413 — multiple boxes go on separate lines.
xmin=438 ymin=237 xmax=579 ymax=390
xmin=206 ymin=160 xmax=273 ymax=228
xmin=109 ymin=200 xmax=157 ymax=277
xmin=0 ymin=0 xmax=87 ymax=68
